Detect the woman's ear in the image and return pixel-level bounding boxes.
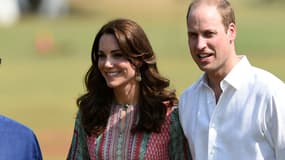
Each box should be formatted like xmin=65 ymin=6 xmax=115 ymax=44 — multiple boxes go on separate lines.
xmin=133 ymin=60 xmax=143 ymax=68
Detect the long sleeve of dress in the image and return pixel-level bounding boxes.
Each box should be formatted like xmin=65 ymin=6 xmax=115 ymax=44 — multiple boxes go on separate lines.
xmin=169 ymin=108 xmax=192 ymax=160
xmin=67 ymin=113 xmax=90 ymax=160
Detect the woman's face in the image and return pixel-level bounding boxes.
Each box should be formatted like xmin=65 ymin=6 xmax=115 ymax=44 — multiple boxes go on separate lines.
xmin=98 ymin=34 xmax=137 ymax=90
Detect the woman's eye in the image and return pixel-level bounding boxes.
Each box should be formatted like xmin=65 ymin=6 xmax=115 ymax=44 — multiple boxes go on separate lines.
xmin=188 ymin=33 xmax=198 ymax=40
xmin=97 ymin=53 xmax=106 ymax=58
xmin=113 ymin=53 xmax=124 ymax=58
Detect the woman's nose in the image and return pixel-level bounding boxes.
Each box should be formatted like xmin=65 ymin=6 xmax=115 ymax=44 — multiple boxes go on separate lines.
xmin=103 ymin=56 xmax=114 ymax=67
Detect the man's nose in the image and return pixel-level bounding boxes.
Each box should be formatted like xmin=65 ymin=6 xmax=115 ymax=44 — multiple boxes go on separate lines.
xmin=197 ymin=36 xmax=207 ymax=50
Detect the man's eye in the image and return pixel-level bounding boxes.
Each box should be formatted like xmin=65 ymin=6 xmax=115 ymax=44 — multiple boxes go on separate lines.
xmin=204 ymin=31 xmax=215 ymax=38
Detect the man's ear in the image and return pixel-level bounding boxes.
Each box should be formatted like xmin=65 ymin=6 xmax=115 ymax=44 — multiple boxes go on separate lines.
xmin=227 ymin=22 xmax=236 ymax=44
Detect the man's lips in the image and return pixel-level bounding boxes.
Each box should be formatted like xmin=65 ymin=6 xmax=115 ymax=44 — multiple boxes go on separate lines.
xmin=197 ymin=53 xmax=213 ymax=59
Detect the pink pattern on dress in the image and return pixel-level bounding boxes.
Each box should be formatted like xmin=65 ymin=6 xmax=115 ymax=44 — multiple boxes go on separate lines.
xmin=86 ymin=106 xmax=174 ymax=160
xmin=87 ymin=135 xmax=96 ymax=160
xmin=144 ymin=112 xmax=171 ymax=160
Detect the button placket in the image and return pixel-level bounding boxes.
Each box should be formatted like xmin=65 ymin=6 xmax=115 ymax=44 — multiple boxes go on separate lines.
xmin=208 ymin=91 xmax=217 ymax=160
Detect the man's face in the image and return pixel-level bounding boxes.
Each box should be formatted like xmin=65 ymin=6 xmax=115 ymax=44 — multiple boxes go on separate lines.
xmin=187 ymin=4 xmax=235 ymax=75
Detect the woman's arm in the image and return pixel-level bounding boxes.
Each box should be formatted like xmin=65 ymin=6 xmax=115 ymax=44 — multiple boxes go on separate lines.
xmin=169 ymin=107 xmax=192 ymax=160
xmin=67 ymin=112 xmax=90 ymax=160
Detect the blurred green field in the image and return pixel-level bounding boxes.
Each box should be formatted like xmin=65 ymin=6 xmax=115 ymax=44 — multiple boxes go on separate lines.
xmin=0 ymin=0 xmax=285 ymax=159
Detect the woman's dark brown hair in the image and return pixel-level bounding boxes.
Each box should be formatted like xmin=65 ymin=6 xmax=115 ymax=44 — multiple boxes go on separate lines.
xmin=77 ymin=18 xmax=178 ymax=136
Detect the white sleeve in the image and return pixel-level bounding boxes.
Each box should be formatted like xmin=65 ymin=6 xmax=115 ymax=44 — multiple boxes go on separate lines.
xmin=264 ymin=84 xmax=285 ymax=160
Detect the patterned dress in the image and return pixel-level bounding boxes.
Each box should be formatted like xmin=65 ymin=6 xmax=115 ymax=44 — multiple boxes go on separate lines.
xmin=67 ymin=105 xmax=191 ymax=160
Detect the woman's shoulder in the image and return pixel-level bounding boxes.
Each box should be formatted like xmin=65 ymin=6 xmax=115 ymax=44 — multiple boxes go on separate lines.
xmin=162 ymin=100 xmax=178 ymax=116
xmin=167 ymin=106 xmax=179 ymax=120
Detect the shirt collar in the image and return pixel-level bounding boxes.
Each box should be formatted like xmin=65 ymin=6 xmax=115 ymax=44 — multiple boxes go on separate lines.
xmin=199 ymin=55 xmax=252 ymax=90
xmin=223 ymin=55 xmax=252 ymax=90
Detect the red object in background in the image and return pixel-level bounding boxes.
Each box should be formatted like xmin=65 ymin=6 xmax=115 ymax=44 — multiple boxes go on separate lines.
xmin=35 ymin=31 xmax=54 ymax=54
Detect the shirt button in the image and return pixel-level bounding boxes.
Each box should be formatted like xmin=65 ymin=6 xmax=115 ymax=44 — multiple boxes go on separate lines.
xmin=209 ymin=150 xmax=215 ymax=159
xmin=209 ymin=127 xmax=217 ymax=136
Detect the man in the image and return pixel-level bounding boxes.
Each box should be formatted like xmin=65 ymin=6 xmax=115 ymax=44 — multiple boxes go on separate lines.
xmin=0 ymin=115 xmax=43 ymax=159
xmin=179 ymin=0 xmax=285 ymax=160
xmin=0 ymin=60 xmax=42 ymax=159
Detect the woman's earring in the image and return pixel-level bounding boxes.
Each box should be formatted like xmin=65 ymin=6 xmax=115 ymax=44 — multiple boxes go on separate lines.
xmin=135 ymin=72 xmax=142 ymax=82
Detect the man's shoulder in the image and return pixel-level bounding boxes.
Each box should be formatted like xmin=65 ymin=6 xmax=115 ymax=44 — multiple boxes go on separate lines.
xmin=0 ymin=115 xmax=42 ymax=159
xmin=0 ymin=115 xmax=35 ymax=137
xmin=180 ymin=77 xmax=204 ymax=97
xmin=251 ymin=67 xmax=284 ymax=88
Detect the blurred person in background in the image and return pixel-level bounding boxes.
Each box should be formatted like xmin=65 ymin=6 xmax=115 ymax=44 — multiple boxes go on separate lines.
xmin=0 ymin=0 xmax=20 ymax=27
xmin=18 ymin=0 xmax=42 ymax=14
xmin=67 ymin=18 xmax=191 ymax=159
xmin=39 ymin=0 xmax=68 ymax=18
xmin=0 ymin=59 xmax=42 ymax=159
xmin=0 ymin=0 xmax=68 ymax=27
xmin=179 ymin=0 xmax=285 ymax=160
xmin=18 ymin=0 xmax=68 ymax=18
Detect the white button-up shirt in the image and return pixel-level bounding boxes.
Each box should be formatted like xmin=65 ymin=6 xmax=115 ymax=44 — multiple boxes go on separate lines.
xmin=179 ymin=56 xmax=285 ymax=160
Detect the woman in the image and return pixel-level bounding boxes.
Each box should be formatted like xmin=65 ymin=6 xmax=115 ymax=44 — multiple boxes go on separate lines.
xmin=67 ymin=18 xmax=190 ymax=160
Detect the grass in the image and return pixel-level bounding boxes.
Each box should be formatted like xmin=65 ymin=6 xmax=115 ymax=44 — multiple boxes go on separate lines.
xmin=0 ymin=1 xmax=284 ymax=159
